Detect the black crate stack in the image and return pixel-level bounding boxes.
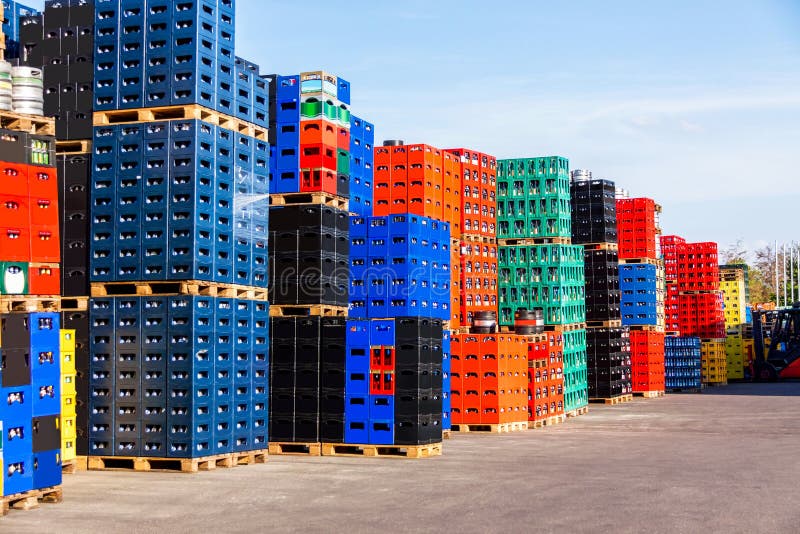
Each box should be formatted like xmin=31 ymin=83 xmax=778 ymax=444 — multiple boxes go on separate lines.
xmin=570 ymin=172 xmax=632 ymax=400
xmin=20 ymin=3 xmax=95 ymax=459
xmin=267 ymin=204 xmax=350 ymax=451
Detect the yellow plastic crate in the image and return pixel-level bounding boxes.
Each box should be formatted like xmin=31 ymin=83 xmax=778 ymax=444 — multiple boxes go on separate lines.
xmin=60 ymin=329 xmax=76 ymax=352
xmin=61 ymin=415 xmax=77 ymax=440
xmin=62 ymin=373 xmax=77 ymax=396
xmin=61 ymin=437 xmax=77 ymax=462
xmin=61 ymin=350 xmax=77 ymax=375
xmin=61 ymin=393 xmax=78 ymax=418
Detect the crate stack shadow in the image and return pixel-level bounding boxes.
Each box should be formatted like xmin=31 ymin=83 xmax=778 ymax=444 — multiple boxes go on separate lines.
xmin=84 ymin=0 xmax=272 ymax=471
xmin=497 ymin=156 xmax=589 ymax=420
xmin=570 ymin=170 xmax=632 ymax=405
xmin=615 ymin=194 xmax=666 ymax=398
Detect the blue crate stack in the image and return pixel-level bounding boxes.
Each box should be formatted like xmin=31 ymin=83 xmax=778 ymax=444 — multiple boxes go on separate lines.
xmin=664 ymin=336 xmax=702 ymax=391
xmin=1 ymin=312 xmax=63 ymax=496
xmin=343 ymin=317 xmax=444 ymax=446
xmin=343 ymin=214 xmax=450 ymax=446
xmin=619 ymin=264 xmax=658 ymax=326
xmin=2 ymin=0 xmax=38 ymax=59
xmin=348 ymin=115 xmax=374 ymax=216
xmin=349 ymin=214 xmax=450 ymax=320
xmin=88 ymin=0 xmax=271 ymax=461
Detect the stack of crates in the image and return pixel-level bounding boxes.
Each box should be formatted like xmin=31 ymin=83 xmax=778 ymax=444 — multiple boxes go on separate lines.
xmin=660 ymin=235 xmax=684 ymax=333
xmin=20 ymin=0 xmax=95 ymax=140
xmin=664 ymin=336 xmax=701 ymax=391
xmin=269 ymin=316 xmax=346 ymax=447
xmin=1 ymin=312 xmax=63 ymax=496
xmin=497 ymin=156 xmax=588 ymax=416
xmin=87 ymin=0 xmax=271 ymax=464
xmin=267 ymin=71 xmax=351 ymax=196
xmin=342 ymin=318 xmax=444 ymax=445
xmin=617 ymin=197 xmax=666 ymax=395
xmin=700 ymin=340 xmax=727 ymax=384
xmin=450 ymin=333 xmax=529 ymax=430
xmin=348 ymin=116 xmax=375 ymax=216
xmin=527 ymin=332 xmax=565 ymax=426
xmin=349 ymin=215 xmax=450 ymax=321
xmin=1 ymin=0 xmax=37 ymax=59
xmin=720 ymin=264 xmax=750 ymax=380
xmin=571 ymin=173 xmax=631 ymax=401
xmin=59 ymin=329 xmax=77 ymax=464
xmin=268 ymin=205 xmax=349 ymax=308
xmin=447 ymin=149 xmax=497 ymax=327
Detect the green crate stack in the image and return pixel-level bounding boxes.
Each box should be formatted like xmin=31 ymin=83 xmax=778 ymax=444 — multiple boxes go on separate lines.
xmin=498 ymin=244 xmax=586 ymax=326
xmin=496 ymin=157 xmax=572 ymax=239
xmin=563 ymin=329 xmax=589 ymax=412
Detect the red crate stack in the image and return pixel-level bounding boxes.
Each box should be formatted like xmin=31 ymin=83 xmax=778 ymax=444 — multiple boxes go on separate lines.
xmin=0 ymin=159 xmax=61 ymax=296
xmin=677 ymin=242 xmax=720 ymax=292
xmin=630 ymin=331 xmax=666 ymax=392
xmin=660 ymin=235 xmax=685 ymax=333
xmin=450 ymin=333 xmax=529 ymax=428
xmin=678 ymin=292 xmax=726 ymax=339
xmin=527 ymin=332 xmax=565 ymax=425
xmin=616 ymin=197 xmax=658 ymax=260
xmin=459 ymin=241 xmax=498 ymax=326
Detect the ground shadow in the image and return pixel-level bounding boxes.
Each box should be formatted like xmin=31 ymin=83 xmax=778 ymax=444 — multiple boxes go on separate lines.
xmin=700 ymin=381 xmax=800 ymax=397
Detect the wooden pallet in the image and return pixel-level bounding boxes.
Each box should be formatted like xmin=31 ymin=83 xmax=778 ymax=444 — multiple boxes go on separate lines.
xmin=450 ymin=326 xmax=471 ymax=335
xmin=586 ymin=319 xmax=622 ymax=328
xmin=86 ymin=451 xmax=268 ymax=473
xmin=634 ymin=390 xmax=666 ymax=398
xmin=56 ymin=139 xmax=91 ymax=154
xmin=268 ymin=442 xmax=322 ymax=456
xmin=0 ymin=296 xmax=60 ymax=313
xmin=497 ymin=236 xmax=572 ymax=246
xmin=442 ymin=430 xmax=452 ymax=440
xmin=93 ymin=103 xmax=267 ymax=140
xmin=61 ymin=457 xmax=85 ymax=474
xmin=460 ymin=233 xmax=495 ymax=244
xmin=566 ymin=406 xmax=589 ymax=418
xmin=90 ymin=280 xmax=268 ymax=300
xmin=0 ymin=110 xmax=55 ymax=136
xmin=703 ymin=381 xmax=728 ymax=388
xmin=589 ymin=394 xmax=633 ymax=405
xmin=544 ymin=322 xmax=586 ymax=332
xmin=665 ymin=331 xmax=681 ymax=337
xmin=618 ymin=257 xmax=663 ymax=266
xmin=628 ymin=324 xmax=663 ymax=332
xmin=582 ymin=242 xmax=619 ymax=251
xmin=269 ymin=304 xmax=347 ymax=317
xmin=1 ymin=486 xmax=62 ymax=516
xmin=320 ymin=442 xmax=442 ymax=459
xmin=59 ymin=297 xmax=89 ymax=312
xmin=270 ymin=191 xmax=348 ymax=210
xmin=228 ymin=449 xmax=269 ymax=465
xmin=451 ymin=421 xmax=528 ymax=433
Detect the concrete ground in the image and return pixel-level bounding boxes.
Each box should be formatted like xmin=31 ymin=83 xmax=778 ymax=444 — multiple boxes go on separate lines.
xmin=4 ymin=382 xmax=799 ymax=533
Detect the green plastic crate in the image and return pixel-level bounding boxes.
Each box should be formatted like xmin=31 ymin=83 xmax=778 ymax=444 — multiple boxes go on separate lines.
xmin=563 ymin=329 xmax=588 ymax=413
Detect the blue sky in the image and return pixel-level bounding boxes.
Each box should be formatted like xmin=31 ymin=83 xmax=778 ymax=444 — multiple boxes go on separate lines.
xmin=233 ymin=0 xmax=800 ymax=255
xmin=28 ymin=0 xmax=800 ymax=254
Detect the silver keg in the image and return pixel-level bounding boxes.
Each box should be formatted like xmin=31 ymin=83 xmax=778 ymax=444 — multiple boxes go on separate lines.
xmin=12 ymin=66 xmax=44 ymax=115
xmin=0 ymin=61 xmax=13 ymax=111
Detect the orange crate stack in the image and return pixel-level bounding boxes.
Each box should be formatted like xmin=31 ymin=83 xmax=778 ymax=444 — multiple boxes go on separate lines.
xmin=451 ymin=333 xmax=529 ymax=425
xmin=447 ymin=148 xmax=496 ymax=240
xmin=527 ymin=332 xmax=565 ymax=424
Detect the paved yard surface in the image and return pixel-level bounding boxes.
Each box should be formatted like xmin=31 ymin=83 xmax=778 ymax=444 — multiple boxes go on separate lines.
xmin=4 ymin=382 xmax=799 ymax=533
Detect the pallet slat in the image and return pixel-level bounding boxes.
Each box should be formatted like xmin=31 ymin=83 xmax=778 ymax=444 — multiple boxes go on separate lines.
xmin=1 ymin=486 xmax=62 ymax=516
xmin=0 ymin=296 xmax=60 ymax=313
xmin=90 ymin=281 xmax=268 ymax=300
xmin=451 ymin=421 xmax=528 ymax=433
xmin=87 ymin=450 xmax=268 ymax=473
xmin=270 ymin=192 xmax=348 ymax=210
xmin=320 ymin=442 xmax=442 ymax=459
xmin=268 ymin=442 xmax=322 ymax=456
xmin=589 ymin=394 xmax=633 ymax=405
xmin=269 ymin=305 xmax=347 ymax=317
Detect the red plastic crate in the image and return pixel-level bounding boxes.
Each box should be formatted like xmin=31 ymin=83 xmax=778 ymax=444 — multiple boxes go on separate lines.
xmin=28 ymin=263 xmax=60 ymax=295
xmin=0 ymin=226 xmax=31 ymax=261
